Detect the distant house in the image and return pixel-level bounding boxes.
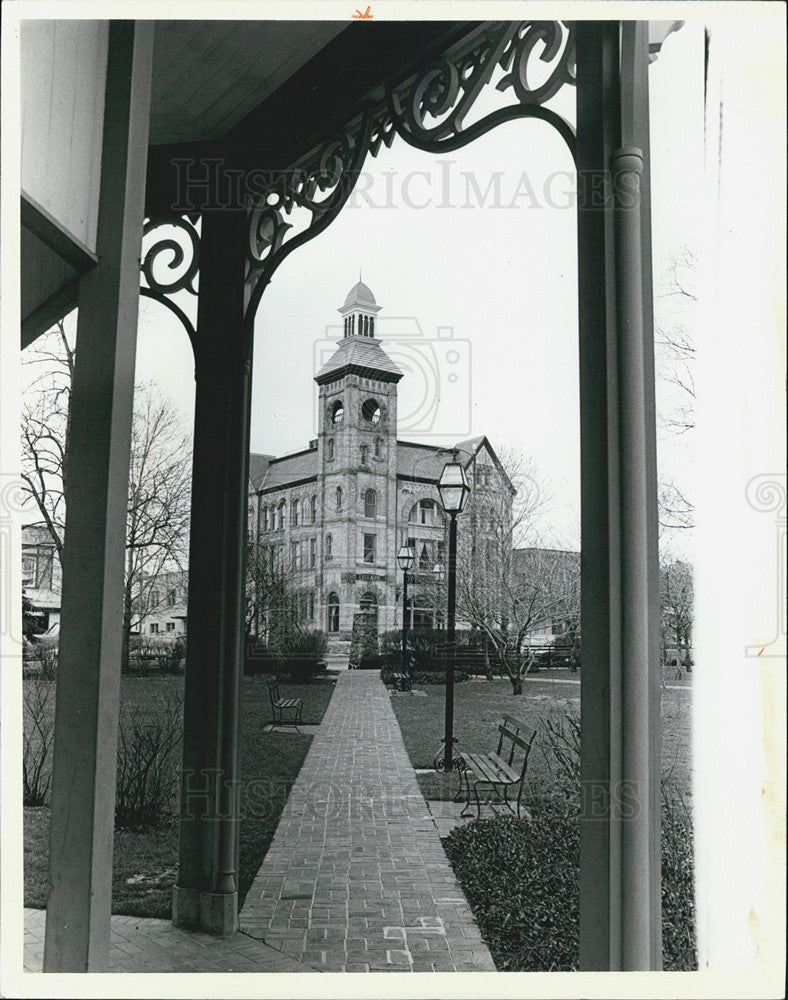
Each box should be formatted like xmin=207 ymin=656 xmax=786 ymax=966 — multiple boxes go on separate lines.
xmin=22 ymin=523 xmax=61 ymax=633
xmin=134 ymin=568 xmax=188 ymax=639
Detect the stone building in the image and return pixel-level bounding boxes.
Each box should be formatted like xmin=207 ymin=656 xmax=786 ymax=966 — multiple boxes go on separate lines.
xmin=249 ymin=281 xmax=512 ymax=653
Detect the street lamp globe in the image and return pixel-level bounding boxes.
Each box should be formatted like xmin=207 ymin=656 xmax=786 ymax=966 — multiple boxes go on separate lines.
xmin=437 ymin=461 xmax=471 ymax=515
xmin=397 ymin=543 xmax=415 ymax=571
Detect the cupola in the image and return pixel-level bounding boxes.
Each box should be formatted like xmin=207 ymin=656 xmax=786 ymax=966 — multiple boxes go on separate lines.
xmin=338 ymin=279 xmax=382 ymax=338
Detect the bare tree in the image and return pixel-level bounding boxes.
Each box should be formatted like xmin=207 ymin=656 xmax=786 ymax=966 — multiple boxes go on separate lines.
xmin=655 ymin=245 xmax=697 ymax=532
xmin=20 ymin=321 xmax=74 ymax=563
xmin=660 ymin=558 xmax=694 ymax=669
xmin=245 ymin=539 xmax=298 ymax=645
xmin=123 ymin=385 xmax=192 ymax=667
xmin=21 ymin=323 xmax=192 ymax=670
xmin=452 ymin=449 xmax=579 ymax=694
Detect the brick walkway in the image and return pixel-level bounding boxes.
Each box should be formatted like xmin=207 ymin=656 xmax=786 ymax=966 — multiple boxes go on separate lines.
xmin=23 ymin=908 xmax=314 ymax=973
xmin=239 ymin=670 xmax=495 ymax=972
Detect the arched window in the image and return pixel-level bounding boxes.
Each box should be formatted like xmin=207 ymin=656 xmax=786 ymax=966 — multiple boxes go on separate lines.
xmin=277 ymin=501 xmax=285 ymax=529
xmin=327 ymin=593 xmax=340 ymax=633
xmin=409 ymin=498 xmax=444 ymax=526
xmin=335 ymin=486 xmax=343 ymax=511
xmin=362 ymin=398 xmax=381 ymax=424
xmin=262 ymin=507 xmax=270 ymax=532
xmin=374 ymin=437 xmax=382 ymax=457
xmin=364 ymin=489 xmax=377 ymax=518
xmin=325 ymin=533 xmax=333 ymax=559
xmin=370 ymin=316 xmax=375 ymax=336
xmin=360 ymin=444 xmax=368 ymax=465
xmin=291 ymin=499 xmax=300 ymax=526
xmin=330 ymin=400 xmax=344 ymax=425
xmin=327 ymin=439 xmax=335 ymax=460
xmin=310 ymin=495 xmax=317 ymax=524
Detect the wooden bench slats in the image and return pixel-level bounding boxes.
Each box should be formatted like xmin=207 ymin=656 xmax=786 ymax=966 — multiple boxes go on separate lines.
xmin=266 ymin=676 xmax=303 ymax=729
xmin=456 ymin=715 xmax=536 ymax=819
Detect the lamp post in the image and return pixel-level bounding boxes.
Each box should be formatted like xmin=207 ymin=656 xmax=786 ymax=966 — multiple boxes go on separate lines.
xmin=437 ymin=460 xmax=471 ymax=771
xmin=397 ymin=542 xmax=415 ymax=677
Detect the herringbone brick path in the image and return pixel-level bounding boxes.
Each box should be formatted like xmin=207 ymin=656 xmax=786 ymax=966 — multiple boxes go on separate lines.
xmin=239 ymin=670 xmax=494 ymax=972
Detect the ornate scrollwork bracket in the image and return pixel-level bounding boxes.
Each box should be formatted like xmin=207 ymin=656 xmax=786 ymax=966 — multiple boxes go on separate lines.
xmin=139 ymin=214 xmax=200 ymax=351
xmin=141 ymin=22 xmax=577 ymax=342
xmin=386 ymin=21 xmax=576 ymax=161
xmin=243 ymin=103 xmax=391 ymax=335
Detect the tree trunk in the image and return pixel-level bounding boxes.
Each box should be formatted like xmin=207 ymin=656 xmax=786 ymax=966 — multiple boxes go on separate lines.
xmin=122 ymin=583 xmax=133 ymax=673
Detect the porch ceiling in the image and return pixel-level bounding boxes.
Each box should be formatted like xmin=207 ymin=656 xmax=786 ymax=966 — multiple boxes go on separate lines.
xmin=144 ymin=20 xmax=476 ymax=214
xmin=148 ymin=21 xmax=347 ymax=145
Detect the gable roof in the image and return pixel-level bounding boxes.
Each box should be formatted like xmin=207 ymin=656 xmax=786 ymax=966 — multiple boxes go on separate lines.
xmin=249 ymin=453 xmax=275 ymax=491
xmin=253 ymin=447 xmax=318 ymax=494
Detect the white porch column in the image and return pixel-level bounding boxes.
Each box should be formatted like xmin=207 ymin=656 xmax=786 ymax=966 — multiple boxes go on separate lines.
xmin=43 ymin=21 xmax=153 ymax=973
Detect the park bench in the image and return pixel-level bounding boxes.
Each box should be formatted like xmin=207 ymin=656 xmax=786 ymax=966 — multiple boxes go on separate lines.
xmin=456 ymin=714 xmax=536 ymax=820
xmin=265 ymin=675 xmax=303 ymax=729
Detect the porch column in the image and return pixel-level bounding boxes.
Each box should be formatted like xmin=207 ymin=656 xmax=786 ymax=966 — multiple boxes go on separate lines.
xmin=172 ymin=207 xmax=251 ymax=935
xmin=43 ymin=21 xmax=154 ymax=973
xmin=576 ymin=21 xmax=662 ymax=970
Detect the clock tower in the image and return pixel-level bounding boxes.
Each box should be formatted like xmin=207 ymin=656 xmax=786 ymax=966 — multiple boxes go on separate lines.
xmin=314 ymin=282 xmax=403 ymax=639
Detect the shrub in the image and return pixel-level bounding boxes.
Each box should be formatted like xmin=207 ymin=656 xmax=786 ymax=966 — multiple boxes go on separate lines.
xmin=444 ymin=809 xmax=580 ymax=971
xmin=156 ymin=637 xmax=185 ymax=674
xmin=115 ymin=693 xmax=182 ymax=829
xmin=661 ymin=792 xmax=697 ymax=970
xmin=356 ymin=652 xmax=388 ymax=671
xmin=23 ymin=675 xmax=55 ymax=806
xmin=274 ymin=629 xmax=327 ymax=683
xmin=380 ymin=664 xmax=469 ymax=686
xmin=244 ymin=639 xmax=277 ymax=675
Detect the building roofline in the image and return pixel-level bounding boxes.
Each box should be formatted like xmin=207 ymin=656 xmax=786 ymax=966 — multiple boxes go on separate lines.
xmin=258 ymin=475 xmax=318 ymax=496
xmin=315 ymin=362 xmax=403 ymax=386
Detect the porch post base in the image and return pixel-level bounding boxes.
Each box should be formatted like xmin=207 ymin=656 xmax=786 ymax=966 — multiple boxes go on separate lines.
xmin=172 ymin=886 xmax=238 ymax=936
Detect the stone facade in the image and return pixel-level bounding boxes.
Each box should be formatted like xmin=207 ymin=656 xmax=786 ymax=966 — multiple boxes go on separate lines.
xmin=249 ymin=282 xmax=512 ymax=650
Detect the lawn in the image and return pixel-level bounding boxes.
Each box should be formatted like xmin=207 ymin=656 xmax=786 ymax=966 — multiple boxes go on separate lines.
xmin=389 ymin=669 xmax=696 ymax=971
xmin=23 ymin=672 xmax=336 ymax=917
xmin=389 ymin=672 xmax=692 ymax=802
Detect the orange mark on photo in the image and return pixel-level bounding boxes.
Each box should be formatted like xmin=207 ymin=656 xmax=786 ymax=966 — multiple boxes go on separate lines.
xmin=352 ymin=6 xmax=373 ymax=18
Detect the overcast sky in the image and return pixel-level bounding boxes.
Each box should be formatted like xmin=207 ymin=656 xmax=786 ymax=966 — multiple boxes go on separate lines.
xmin=92 ymin=21 xmax=703 ymax=551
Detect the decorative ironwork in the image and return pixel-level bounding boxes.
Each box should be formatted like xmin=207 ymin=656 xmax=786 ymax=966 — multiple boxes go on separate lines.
xmin=139 ymin=214 xmax=200 ymax=348
xmin=244 ymin=105 xmax=382 ymax=331
xmin=142 ymin=22 xmax=577 ymax=341
xmin=387 ymin=21 xmax=576 ymax=160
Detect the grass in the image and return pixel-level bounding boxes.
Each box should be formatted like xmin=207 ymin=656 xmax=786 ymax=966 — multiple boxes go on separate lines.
xmin=23 ymin=672 xmax=336 ymax=917
xmin=389 ymin=672 xmax=692 ymax=800
xmin=390 ymin=669 xmax=696 ymax=972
